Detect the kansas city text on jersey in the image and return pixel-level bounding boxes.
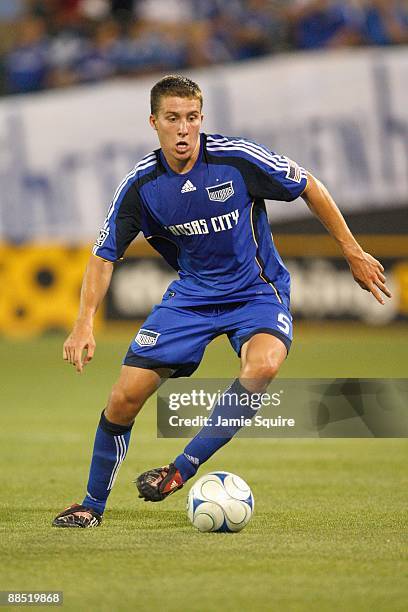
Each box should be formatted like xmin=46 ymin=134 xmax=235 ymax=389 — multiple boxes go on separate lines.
xmin=166 ymin=208 xmax=240 ymax=236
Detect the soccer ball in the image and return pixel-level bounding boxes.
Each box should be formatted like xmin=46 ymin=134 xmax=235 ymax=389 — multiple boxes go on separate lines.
xmin=186 ymin=471 xmax=254 ymax=533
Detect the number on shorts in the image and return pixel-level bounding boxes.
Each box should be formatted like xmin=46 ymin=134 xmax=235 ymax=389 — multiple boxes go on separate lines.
xmin=277 ymin=312 xmax=291 ymax=335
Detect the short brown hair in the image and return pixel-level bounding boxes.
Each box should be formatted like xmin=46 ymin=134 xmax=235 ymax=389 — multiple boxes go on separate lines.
xmin=150 ymin=75 xmax=203 ymax=115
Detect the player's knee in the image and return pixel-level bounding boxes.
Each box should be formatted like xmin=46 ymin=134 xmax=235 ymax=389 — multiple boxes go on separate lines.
xmin=241 ymin=359 xmax=281 ymax=384
xmin=107 ymin=383 xmax=144 ymax=420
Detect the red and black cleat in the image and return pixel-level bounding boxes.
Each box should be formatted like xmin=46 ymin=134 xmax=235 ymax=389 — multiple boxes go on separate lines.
xmin=52 ymin=503 xmax=102 ymax=528
xmin=135 ymin=463 xmax=184 ymax=502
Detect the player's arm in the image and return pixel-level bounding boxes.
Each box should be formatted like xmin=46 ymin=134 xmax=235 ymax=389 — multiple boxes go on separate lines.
xmin=64 ymin=178 xmax=143 ymax=372
xmin=301 ymin=173 xmax=392 ymax=304
xmin=63 ymin=255 xmax=113 ymax=373
xmin=231 ymin=141 xmax=389 ymax=303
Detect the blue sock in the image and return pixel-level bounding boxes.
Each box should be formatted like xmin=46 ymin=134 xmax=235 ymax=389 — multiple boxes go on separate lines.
xmin=82 ymin=411 xmax=133 ymax=515
xmin=174 ymin=379 xmax=257 ymax=482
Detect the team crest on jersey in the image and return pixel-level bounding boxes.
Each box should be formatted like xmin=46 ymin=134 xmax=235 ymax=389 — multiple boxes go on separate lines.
xmin=135 ymin=329 xmax=160 ymax=347
xmin=94 ymin=228 xmax=109 ymax=247
xmin=206 ymin=181 xmax=234 ymax=203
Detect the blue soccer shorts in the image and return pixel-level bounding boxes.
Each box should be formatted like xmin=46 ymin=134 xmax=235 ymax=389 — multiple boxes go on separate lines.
xmin=123 ymin=297 xmax=293 ymax=378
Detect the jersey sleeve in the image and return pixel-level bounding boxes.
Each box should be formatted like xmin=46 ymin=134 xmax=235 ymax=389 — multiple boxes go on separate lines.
xmin=92 ymin=177 xmax=142 ymax=261
xmin=206 ymin=135 xmax=308 ymax=202
xmin=243 ymin=150 xmax=308 ymax=202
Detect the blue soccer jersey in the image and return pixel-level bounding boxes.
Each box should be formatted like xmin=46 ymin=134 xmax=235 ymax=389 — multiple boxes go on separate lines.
xmin=93 ymin=133 xmax=308 ymax=307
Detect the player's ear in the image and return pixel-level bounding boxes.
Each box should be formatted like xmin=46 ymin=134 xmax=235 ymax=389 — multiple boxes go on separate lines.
xmin=149 ymin=115 xmax=157 ymax=130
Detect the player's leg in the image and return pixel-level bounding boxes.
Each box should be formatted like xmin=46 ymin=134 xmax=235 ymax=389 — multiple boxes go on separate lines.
xmin=53 ymin=365 xmax=168 ymax=528
xmin=137 ymin=299 xmax=292 ymax=501
xmin=239 ymin=332 xmax=288 ymax=392
xmin=81 ymin=365 xmax=171 ymax=511
xmin=170 ymin=334 xmax=287 ymax=486
xmin=54 ymin=302 xmax=214 ymax=525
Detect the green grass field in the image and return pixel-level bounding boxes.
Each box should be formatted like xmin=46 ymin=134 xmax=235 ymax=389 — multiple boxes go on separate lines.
xmin=0 ymin=326 xmax=407 ymax=611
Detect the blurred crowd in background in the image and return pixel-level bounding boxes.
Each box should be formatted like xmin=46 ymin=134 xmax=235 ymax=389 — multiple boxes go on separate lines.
xmin=0 ymin=0 xmax=407 ymax=96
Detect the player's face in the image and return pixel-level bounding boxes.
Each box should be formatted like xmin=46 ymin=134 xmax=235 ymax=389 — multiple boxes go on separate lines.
xmin=150 ymin=96 xmax=203 ymax=171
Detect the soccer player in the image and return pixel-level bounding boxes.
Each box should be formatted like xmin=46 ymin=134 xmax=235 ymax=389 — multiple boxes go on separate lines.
xmin=53 ymin=75 xmax=391 ymax=528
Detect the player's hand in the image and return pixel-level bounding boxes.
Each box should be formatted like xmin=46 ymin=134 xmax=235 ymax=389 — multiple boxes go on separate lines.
xmin=346 ymin=250 xmax=392 ymax=305
xmin=63 ymin=321 xmax=96 ymax=373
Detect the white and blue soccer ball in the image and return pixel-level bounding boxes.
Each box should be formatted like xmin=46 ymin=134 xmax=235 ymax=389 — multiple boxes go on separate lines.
xmin=186 ymin=471 xmax=254 ymax=533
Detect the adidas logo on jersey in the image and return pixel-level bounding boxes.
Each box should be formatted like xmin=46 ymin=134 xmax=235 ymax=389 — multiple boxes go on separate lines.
xmin=181 ymin=180 xmax=196 ymax=193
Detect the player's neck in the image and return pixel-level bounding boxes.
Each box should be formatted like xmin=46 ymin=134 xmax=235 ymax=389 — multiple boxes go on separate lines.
xmin=164 ymin=138 xmax=201 ymax=175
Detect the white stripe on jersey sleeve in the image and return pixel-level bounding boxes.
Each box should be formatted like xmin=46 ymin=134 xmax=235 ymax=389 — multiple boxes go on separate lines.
xmin=101 ymin=155 xmax=157 ymax=230
xmin=208 ymin=136 xmax=308 ymax=179
xmin=207 ymin=142 xmax=293 ymax=174
xmin=207 ymin=135 xmax=288 ymax=169
xmin=111 ymin=153 xmax=156 ymax=205
xmin=207 ymin=137 xmax=308 ymax=186
xmin=135 ymin=156 xmax=157 ymax=171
